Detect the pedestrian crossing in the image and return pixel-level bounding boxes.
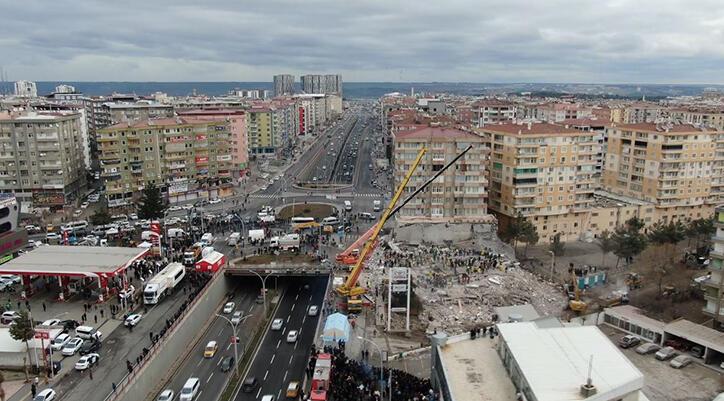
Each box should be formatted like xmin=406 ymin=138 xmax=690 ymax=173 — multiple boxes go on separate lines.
xmin=248 ymin=194 xmax=277 ymax=199
xmin=353 ymin=193 xmax=384 ymax=198
xmin=248 ymin=192 xmax=384 ymax=199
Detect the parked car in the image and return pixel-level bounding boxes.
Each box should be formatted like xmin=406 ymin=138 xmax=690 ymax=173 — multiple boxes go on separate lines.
xmin=1 ymin=311 xmax=20 ymax=324
xmin=46 ymin=233 xmax=60 ymax=241
xmin=33 ymin=388 xmax=57 ymax=401
xmin=79 ymin=339 xmax=102 ymax=356
xmin=635 ymin=343 xmax=660 ymax=355
xmin=241 ymin=377 xmax=258 ymax=393
xmin=50 ymin=333 xmax=71 ymax=351
xmin=618 ymin=335 xmax=641 ymax=349
xmin=286 ymin=381 xmax=300 ymax=398
xmin=119 ymin=285 xmax=135 ymax=301
xmin=691 ymin=345 xmax=705 ymax=358
xmin=223 ymin=302 xmax=235 ymax=314
xmin=41 ymin=319 xmax=61 ymax=327
xmin=80 ymin=202 xmax=89 ymax=209
xmin=655 ymin=346 xmax=678 ymax=361
xmin=209 ymin=198 xmax=222 ymax=204
xmin=60 ymin=319 xmax=80 ymax=330
xmin=62 ymin=338 xmax=84 ymax=356
xmin=271 ymin=318 xmax=284 ymax=331
xmin=220 ymin=356 xmax=235 ymax=372
xmin=156 ymin=389 xmax=175 ymax=401
xmin=286 ymin=330 xmax=298 ymax=343
xmin=74 ymin=353 xmax=99 ymax=370
xmin=670 ymin=355 xmax=693 ymax=368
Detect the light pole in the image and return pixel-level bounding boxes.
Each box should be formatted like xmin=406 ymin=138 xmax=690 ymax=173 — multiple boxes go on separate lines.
xmin=246 ymin=269 xmax=275 ymax=316
xmin=357 ymin=336 xmax=385 ymax=394
xmin=547 ymin=250 xmax=556 ymax=282
xmin=215 ymin=313 xmax=252 ymax=379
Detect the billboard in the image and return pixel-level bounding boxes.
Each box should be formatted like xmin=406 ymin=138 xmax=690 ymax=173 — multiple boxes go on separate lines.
xmin=168 ymin=182 xmax=189 ymax=195
xmin=216 ymin=155 xmax=232 ymax=161
xmin=195 ymin=134 xmax=207 ymax=141
xmin=195 ymin=156 xmax=209 ymax=165
xmin=0 ymin=229 xmax=28 ymax=261
xmin=32 ymin=191 xmax=65 ymax=207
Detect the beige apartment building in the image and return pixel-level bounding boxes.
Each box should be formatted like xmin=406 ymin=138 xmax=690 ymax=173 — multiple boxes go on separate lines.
xmin=602 ymin=122 xmax=720 ymax=222
xmin=98 ymin=117 xmax=235 ymax=207
xmin=481 ymin=123 xmax=603 ymax=241
xmin=0 ymin=111 xmax=87 ymax=210
xmin=392 ymin=126 xmax=488 ymax=222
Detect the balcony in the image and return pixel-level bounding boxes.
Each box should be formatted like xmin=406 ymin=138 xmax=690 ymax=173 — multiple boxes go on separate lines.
xmin=36 ymin=133 xmax=59 ymax=141
xmin=39 ymin=162 xmax=62 ymax=169
xmin=37 ymin=143 xmax=60 ymax=152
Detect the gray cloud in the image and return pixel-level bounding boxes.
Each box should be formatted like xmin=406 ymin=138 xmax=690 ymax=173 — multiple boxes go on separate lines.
xmin=1 ymin=0 xmax=724 ymax=82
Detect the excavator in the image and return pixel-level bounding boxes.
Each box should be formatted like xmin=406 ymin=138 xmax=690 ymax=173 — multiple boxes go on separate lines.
xmin=335 ymin=145 xmax=473 ymax=309
xmin=568 ymin=272 xmax=588 ymax=313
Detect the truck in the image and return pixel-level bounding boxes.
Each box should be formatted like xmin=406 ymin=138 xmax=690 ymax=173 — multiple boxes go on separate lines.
xmin=373 ymin=200 xmax=381 ymax=212
xmin=143 ymin=262 xmax=186 ymax=305
xmin=270 ymin=234 xmax=300 ymax=251
xmin=227 ymin=232 xmax=241 ymax=246
xmin=183 ymin=243 xmax=203 ymax=266
xmin=248 ymin=229 xmax=266 ymax=244
xmin=257 ymin=212 xmax=276 ymax=223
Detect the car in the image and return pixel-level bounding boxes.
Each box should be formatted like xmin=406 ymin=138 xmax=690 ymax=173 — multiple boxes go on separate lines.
xmin=129 ymin=213 xmax=138 ymax=220
xmin=79 ymin=339 xmax=101 ymax=355
xmin=50 ymin=333 xmax=71 ymax=351
xmin=691 ymin=345 xmax=705 ymax=358
xmin=119 ymin=285 xmax=135 ymax=300
xmin=33 ymin=388 xmax=57 ymax=401
xmin=308 ymin=306 xmax=319 ymax=316
xmin=241 ymin=377 xmax=258 ymax=393
xmin=209 ymin=198 xmax=222 ymax=204
xmin=231 ymin=311 xmax=244 ymax=325
xmin=220 ymin=356 xmax=235 ymax=372
xmin=80 ymin=202 xmax=89 ymax=209
xmin=271 ymin=318 xmax=284 ymax=331
xmin=261 ymin=395 xmax=274 ymax=401
xmin=73 ymin=209 xmax=83 ymax=217
xmin=74 ymin=353 xmax=99 ymax=370
xmin=41 ymin=319 xmax=61 ymax=327
xmin=223 ymin=302 xmax=235 ymax=314
xmin=156 ymin=389 xmax=175 ymax=401
xmin=25 ymin=224 xmax=41 ymax=233
xmin=618 ymin=335 xmax=640 ymax=349
xmin=1 ymin=311 xmax=20 ymax=324
xmin=670 ymin=354 xmax=693 ymax=368
xmin=60 ymin=319 xmax=80 ymax=330
xmin=286 ymin=330 xmax=298 ymax=343
xmin=124 ymin=314 xmax=142 ymax=327
xmin=46 ymin=232 xmax=60 ymax=241
xmin=655 ymin=346 xmax=678 ymax=361
xmin=204 ymin=341 xmax=218 ymax=358
xmin=286 ymin=381 xmax=300 ymax=398
xmin=61 ymin=338 xmax=84 ymax=356
xmin=0 ymin=274 xmax=20 ymax=284
xmin=635 ymin=342 xmax=660 ymax=355
xmin=168 ymin=206 xmax=182 ymax=212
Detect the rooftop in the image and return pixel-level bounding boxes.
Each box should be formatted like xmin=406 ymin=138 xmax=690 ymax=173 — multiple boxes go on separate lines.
xmin=482 ymin=122 xmax=582 ymax=136
xmin=613 ymin=122 xmax=719 ymax=133
xmin=664 ymin=319 xmax=724 ymax=354
xmin=0 ymin=246 xmax=148 ymax=277
xmin=0 ymin=111 xmax=80 ymax=121
xmin=604 ymin=305 xmax=666 ymax=333
xmin=104 ymin=117 xmax=227 ymax=130
xmin=395 ymin=126 xmax=481 ymax=141
xmin=497 ymin=322 xmax=644 ymax=401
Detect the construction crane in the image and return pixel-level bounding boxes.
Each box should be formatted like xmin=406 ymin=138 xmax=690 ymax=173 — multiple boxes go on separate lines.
xmin=335 ymin=145 xmax=473 ymax=300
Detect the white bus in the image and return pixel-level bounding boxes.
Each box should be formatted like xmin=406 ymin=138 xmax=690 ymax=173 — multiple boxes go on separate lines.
xmin=60 ymin=220 xmax=89 ymax=233
xmin=290 ymin=217 xmax=315 ymax=224
xmin=0 ymin=197 xmax=19 ymax=236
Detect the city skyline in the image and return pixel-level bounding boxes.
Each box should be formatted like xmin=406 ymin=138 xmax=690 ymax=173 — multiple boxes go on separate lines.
xmin=2 ymin=0 xmax=724 ymax=83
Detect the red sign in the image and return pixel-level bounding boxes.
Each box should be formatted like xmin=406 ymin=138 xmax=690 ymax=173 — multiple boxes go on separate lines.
xmin=150 ymin=221 xmax=161 ymax=234
xmin=34 ymin=331 xmax=49 ymax=340
xmin=195 ymin=156 xmax=209 ymax=165
xmin=196 ymin=135 xmax=207 ymax=141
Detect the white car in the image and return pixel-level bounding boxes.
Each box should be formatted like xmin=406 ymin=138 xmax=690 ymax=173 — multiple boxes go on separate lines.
xmin=41 ymin=319 xmax=61 ymax=327
xmin=156 ymin=389 xmax=175 ymax=401
xmin=73 ymin=209 xmax=83 ymax=217
xmin=1 ymin=311 xmax=20 ymax=324
xmin=168 ymin=206 xmax=182 ymax=212
xmin=62 ymin=338 xmax=84 ymax=356
xmin=223 ymin=302 xmax=235 ymax=314
xmin=231 ymin=311 xmax=243 ymax=325
xmin=0 ymin=274 xmax=20 ymax=284
xmin=271 ymin=318 xmax=284 ymax=331
xmin=46 ymin=232 xmax=60 ymax=241
xmin=119 ymin=285 xmax=135 ymax=300
xmin=50 ymin=333 xmax=71 ymax=351
xmin=286 ymin=330 xmax=299 ymax=343
xmin=129 ymin=213 xmax=138 ymax=220
xmin=34 ymin=388 xmax=57 ymax=401
xmin=80 ymin=202 xmax=89 ymax=209
xmin=74 ymin=353 xmax=99 ymax=370
xmin=124 ymin=314 xmax=142 ymax=327
xmin=308 ymin=306 xmax=319 ymax=316
xmin=209 ymin=198 xmax=222 ymax=204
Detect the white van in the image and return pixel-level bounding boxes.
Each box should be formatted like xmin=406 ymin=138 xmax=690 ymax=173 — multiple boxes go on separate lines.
xmin=75 ymin=326 xmax=102 ymax=341
xmin=141 ymin=231 xmax=158 ymax=241
xmin=344 ymin=201 xmax=352 ymax=211
xmin=227 ymin=232 xmax=241 ymax=246
xmin=167 ymin=228 xmax=186 ymax=238
xmin=200 ymin=233 xmax=215 ymax=246
xmin=61 ymin=220 xmax=89 ymax=233
xmin=373 ymin=200 xmax=381 ymax=212
xmin=322 ymin=217 xmax=339 ymax=226
xmin=180 ymin=377 xmax=200 ymax=401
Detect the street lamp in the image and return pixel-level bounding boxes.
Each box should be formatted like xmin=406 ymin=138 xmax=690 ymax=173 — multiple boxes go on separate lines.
xmin=246 ymin=269 xmax=275 ymax=316
xmin=215 ymin=313 xmax=252 ymax=379
xmin=357 ymin=336 xmax=385 ymax=394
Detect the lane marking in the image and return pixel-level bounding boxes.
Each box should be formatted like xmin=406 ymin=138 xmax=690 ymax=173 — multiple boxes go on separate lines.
xmin=295 ymin=293 xmax=299 ymax=300
xmin=309 ymin=295 xmax=312 ymax=301
xmin=283 ymin=370 xmax=288 ymax=382
xmin=294 ymin=341 xmax=298 ymax=350
xmin=270 ymin=354 xmax=275 ymax=364
xmin=207 ymin=372 xmax=214 ymax=383
xmin=277 ymin=339 xmax=281 ymax=349
xmin=302 ymin=315 xmax=306 ymax=324
xmin=248 ymin=303 xmax=253 ymax=312
xmin=264 ymin=370 xmax=269 ymax=380
xmin=217 ymin=357 xmax=223 ymax=366
xmin=291 ymin=304 xmax=295 ymax=311
xmin=256 ymin=388 xmax=262 ymax=398
xmin=196 ymin=358 xmax=203 ymax=367
xmin=287 ymin=315 xmax=291 ymax=323
xmin=282 ymin=328 xmax=286 ymax=335
xmin=277 ymin=389 xmax=282 ymax=400
xmin=289 ymin=355 xmax=294 ymax=364
xmin=226 ymin=343 xmax=232 ymax=351
xmin=218 ymin=327 xmax=224 ymax=336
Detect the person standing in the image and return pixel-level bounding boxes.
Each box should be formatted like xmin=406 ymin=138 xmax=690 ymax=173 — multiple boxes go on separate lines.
xmin=31 ymin=383 xmax=37 ymax=398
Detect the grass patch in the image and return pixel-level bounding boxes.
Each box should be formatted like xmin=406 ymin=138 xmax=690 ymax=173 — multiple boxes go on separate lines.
xmin=277 ymin=203 xmax=334 ymax=220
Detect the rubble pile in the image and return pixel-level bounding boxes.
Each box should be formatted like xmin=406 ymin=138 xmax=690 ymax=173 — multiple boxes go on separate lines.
xmin=361 ymin=241 xmax=567 ymax=334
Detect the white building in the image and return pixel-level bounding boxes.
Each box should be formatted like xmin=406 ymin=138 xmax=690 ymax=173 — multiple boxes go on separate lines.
xmin=55 ymin=84 xmax=76 ymax=94
xmin=14 ymin=80 xmax=37 ymax=97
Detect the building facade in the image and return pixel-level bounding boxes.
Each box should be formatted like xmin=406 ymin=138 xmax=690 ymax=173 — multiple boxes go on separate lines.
xmin=273 ymin=74 xmax=295 ymax=97
xmin=393 ymin=126 xmax=488 ymax=222
xmin=301 ymin=74 xmax=342 ymax=96
xmin=702 ymin=207 xmax=724 ymax=324
xmin=0 ymin=111 xmax=87 ymax=209
xmin=177 ymin=109 xmax=249 ymax=173
xmin=14 ymin=81 xmax=37 ymax=98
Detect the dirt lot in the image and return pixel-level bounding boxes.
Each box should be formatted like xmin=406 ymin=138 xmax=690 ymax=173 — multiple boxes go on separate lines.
xmin=277 ymin=203 xmax=335 ymax=219
xmin=602 ymin=326 xmax=722 ymax=401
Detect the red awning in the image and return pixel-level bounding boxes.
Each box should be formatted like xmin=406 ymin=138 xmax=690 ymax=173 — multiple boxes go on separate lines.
xmin=195 ymin=251 xmax=226 ymax=273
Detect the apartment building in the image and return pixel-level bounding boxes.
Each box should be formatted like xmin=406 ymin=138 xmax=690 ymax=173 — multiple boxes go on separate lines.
xmin=602 ymin=122 xmax=719 ymax=222
xmin=247 ymin=106 xmax=279 ymax=156
xmin=301 ymin=74 xmax=343 ymax=96
xmin=97 ymin=117 xmax=234 ymax=206
xmin=294 ymin=94 xmax=329 ymax=135
xmin=671 ymin=107 xmax=724 ymax=129
xmin=702 ymin=207 xmax=724 ymax=325
xmin=482 ymin=123 xmax=601 ymax=240
xmin=177 ymin=109 xmax=249 ymax=173
xmin=471 ymin=99 xmax=516 ymax=127
xmin=273 ymin=74 xmax=295 ymax=96
xmin=106 ymin=101 xmax=175 ymax=124
xmin=392 ymin=126 xmax=488 ymax=222
xmin=14 ymin=81 xmax=37 ymax=98
xmin=522 ymin=102 xmax=592 ymax=123
xmin=0 ymin=111 xmax=87 ymax=209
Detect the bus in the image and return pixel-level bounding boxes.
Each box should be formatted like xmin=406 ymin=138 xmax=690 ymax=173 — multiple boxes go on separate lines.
xmin=0 ymin=196 xmax=19 ymax=237
xmin=290 ymin=217 xmax=315 ymax=224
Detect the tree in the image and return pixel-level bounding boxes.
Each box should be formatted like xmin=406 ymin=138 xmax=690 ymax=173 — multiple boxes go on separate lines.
xmin=9 ymin=310 xmax=34 ymax=383
xmin=549 ymin=233 xmax=565 ymax=256
xmin=597 ymin=230 xmax=616 ymax=267
xmin=612 ymin=218 xmax=648 ymax=269
xmin=687 ymin=217 xmax=715 ymax=249
xmin=519 ymin=221 xmax=539 ymax=258
xmin=501 ymin=213 xmax=538 ymax=258
xmin=138 ymin=183 xmax=164 ymax=220
xmin=647 ymin=220 xmax=686 ymax=295
xmin=90 ymin=207 xmax=112 ymax=226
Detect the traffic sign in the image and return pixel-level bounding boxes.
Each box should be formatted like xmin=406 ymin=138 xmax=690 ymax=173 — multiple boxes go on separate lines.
xmin=34 ymin=330 xmax=49 ymax=340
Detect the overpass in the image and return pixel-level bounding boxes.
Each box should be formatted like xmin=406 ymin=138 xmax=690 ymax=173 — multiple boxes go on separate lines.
xmin=225 ymin=260 xmax=333 ymax=277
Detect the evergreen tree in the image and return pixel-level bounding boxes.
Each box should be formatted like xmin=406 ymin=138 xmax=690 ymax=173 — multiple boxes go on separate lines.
xmin=138 ymin=183 xmax=165 ymax=220
xmin=647 ymin=221 xmax=686 ymax=295
xmin=90 ymin=207 xmax=112 ymax=226
xmin=9 ymin=310 xmax=34 ymax=382
xmin=549 ymin=233 xmax=565 ymax=256
xmin=596 ymin=230 xmax=616 ymax=267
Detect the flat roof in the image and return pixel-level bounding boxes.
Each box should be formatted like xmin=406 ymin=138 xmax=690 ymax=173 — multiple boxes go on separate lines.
xmin=497 ymin=322 xmax=644 ymax=401
xmin=439 ymin=335 xmax=517 ymax=401
xmin=0 ymin=246 xmax=148 ymax=277
xmin=494 ymin=304 xmax=541 ymax=323
xmin=665 ymin=319 xmax=724 ymax=353
xmin=604 ymin=305 xmax=666 ymax=333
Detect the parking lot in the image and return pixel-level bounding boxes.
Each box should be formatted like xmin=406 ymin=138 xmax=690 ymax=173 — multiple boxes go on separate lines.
xmin=604 ymin=328 xmax=722 ymax=401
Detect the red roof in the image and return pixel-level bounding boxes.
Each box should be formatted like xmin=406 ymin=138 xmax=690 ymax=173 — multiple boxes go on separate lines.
xmin=614 ymin=122 xmax=718 ymax=133
xmin=396 ymin=126 xmax=481 ymax=140
xmin=482 ymin=122 xmax=581 ymax=135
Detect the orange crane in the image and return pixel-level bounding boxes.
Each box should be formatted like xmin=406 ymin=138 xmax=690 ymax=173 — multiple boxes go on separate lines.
xmin=336 ymin=145 xmax=473 ymax=300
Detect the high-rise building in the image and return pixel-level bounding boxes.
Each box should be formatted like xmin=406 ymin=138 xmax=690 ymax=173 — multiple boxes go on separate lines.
xmin=301 ymin=74 xmax=342 ymax=96
xmin=273 ymin=74 xmax=295 ymax=96
xmin=323 ymin=74 xmax=343 ymax=96
xmin=97 ymin=117 xmax=235 ymax=206
xmin=0 ymin=111 xmax=87 ymax=209
xmin=702 ymin=207 xmax=724 ymax=325
xmin=14 ymin=80 xmax=37 ymax=97
xmin=392 ymin=126 xmax=488 ymax=222
xmin=177 ymin=109 xmax=249 ymax=173
xmin=602 ymin=122 xmax=720 ymax=221
xmin=54 ymin=84 xmax=76 ymax=94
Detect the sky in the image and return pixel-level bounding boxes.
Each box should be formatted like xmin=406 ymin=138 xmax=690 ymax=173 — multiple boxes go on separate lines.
xmin=2 ymin=0 xmax=724 ymax=83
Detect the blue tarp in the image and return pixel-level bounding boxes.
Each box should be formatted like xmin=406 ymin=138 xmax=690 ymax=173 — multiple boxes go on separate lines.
xmin=321 ymin=312 xmax=351 ymax=343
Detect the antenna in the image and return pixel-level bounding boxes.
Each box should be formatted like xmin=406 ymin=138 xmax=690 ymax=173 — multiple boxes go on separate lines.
xmin=580 ymin=355 xmax=597 ymax=397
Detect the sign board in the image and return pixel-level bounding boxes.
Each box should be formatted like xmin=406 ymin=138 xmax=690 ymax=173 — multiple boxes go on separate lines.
xmin=195 ymin=156 xmax=209 ymax=165
xmin=390 ymin=267 xmax=408 ymax=281
xmin=168 ymin=182 xmax=189 ymax=195
xmin=392 ymin=284 xmax=408 ymax=292
xmin=32 ymin=191 xmax=65 ymax=206
xmin=34 ymin=331 xmax=50 ymax=340
xmin=216 ymin=155 xmax=232 ymax=161
xmin=390 ymin=307 xmax=407 ymax=313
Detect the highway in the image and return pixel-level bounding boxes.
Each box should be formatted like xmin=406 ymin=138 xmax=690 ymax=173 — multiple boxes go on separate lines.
xmin=234 ymin=276 xmax=328 ymax=401
xmin=156 ymin=279 xmax=263 ymax=401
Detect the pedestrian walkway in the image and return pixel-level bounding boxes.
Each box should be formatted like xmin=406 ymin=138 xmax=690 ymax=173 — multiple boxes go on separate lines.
xmin=353 ymin=193 xmax=383 ymax=198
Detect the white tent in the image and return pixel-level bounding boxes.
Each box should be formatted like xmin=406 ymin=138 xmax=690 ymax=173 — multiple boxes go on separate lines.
xmin=321 ymin=312 xmax=351 ymax=344
xmin=137 ymin=241 xmax=152 ymax=249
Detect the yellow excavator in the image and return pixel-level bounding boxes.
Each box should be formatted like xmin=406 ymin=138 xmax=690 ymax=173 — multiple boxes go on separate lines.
xmin=568 ymin=272 xmax=588 ymax=313
xmin=335 ymin=145 xmax=473 ymax=308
